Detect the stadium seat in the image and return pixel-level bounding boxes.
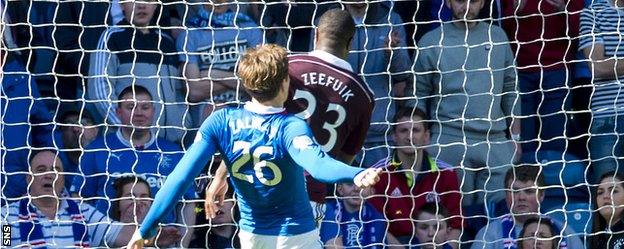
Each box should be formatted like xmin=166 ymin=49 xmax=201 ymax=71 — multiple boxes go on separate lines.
xmin=543 ymin=201 xmax=593 ymax=237
xmin=520 ymin=150 xmax=587 ymax=186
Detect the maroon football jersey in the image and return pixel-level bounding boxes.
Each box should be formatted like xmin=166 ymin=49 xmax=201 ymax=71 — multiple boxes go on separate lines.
xmin=285 ymin=53 xmax=375 ymax=203
xmin=285 ymin=54 xmax=375 ymax=157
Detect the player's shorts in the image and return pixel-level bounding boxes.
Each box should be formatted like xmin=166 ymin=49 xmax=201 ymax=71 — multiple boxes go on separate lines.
xmin=238 ymin=229 xmax=323 ymax=249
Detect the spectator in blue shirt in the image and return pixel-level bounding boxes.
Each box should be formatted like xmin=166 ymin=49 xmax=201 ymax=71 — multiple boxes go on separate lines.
xmin=56 ymin=108 xmax=99 ymax=190
xmin=1 ymin=51 xmax=57 ymax=199
xmin=71 ymin=85 xmax=197 ymax=246
xmin=320 ymin=182 xmax=401 ymax=248
xmin=578 ymin=0 xmax=624 ymax=182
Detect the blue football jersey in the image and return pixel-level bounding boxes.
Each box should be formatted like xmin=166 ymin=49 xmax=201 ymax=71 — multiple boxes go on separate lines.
xmin=320 ymin=200 xmax=387 ymax=249
xmin=70 ymin=130 xmax=195 ymax=222
xmin=139 ymin=102 xmax=365 ymax=238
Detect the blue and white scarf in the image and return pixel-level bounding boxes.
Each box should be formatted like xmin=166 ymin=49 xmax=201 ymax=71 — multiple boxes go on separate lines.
xmin=187 ymin=8 xmax=254 ymax=28
xmin=501 ymin=214 xmax=567 ymax=249
xmin=18 ymin=199 xmax=90 ymax=248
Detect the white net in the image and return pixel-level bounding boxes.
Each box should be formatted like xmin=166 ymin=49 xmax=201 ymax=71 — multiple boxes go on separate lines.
xmin=0 ymin=0 xmax=608 ymax=248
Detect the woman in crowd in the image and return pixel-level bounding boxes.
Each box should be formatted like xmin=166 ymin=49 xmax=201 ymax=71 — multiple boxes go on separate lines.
xmin=590 ymin=172 xmax=624 ymax=248
xmin=518 ymin=217 xmax=560 ymax=249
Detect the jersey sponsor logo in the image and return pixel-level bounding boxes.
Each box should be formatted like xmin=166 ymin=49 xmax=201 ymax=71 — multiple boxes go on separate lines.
xmin=110 ymin=172 xmax=164 ymax=189
xmin=197 ymin=40 xmax=248 ymax=71
xmin=293 ymin=135 xmax=314 ymax=151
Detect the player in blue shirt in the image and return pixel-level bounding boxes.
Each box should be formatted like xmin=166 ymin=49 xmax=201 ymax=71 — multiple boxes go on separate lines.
xmin=127 ymin=44 xmax=382 ymax=249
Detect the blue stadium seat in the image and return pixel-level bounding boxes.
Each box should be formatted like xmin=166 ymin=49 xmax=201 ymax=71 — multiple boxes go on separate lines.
xmin=520 ymin=150 xmax=587 ymax=186
xmin=543 ymin=201 xmax=592 ymax=236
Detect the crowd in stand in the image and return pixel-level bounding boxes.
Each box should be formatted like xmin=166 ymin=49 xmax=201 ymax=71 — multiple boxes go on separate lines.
xmin=1 ymin=0 xmax=623 ymax=248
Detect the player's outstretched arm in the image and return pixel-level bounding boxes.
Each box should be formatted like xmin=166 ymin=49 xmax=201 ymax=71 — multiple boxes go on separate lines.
xmin=131 ymin=137 xmax=217 ymax=244
xmin=284 ymin=119 xmax=382 ymax=186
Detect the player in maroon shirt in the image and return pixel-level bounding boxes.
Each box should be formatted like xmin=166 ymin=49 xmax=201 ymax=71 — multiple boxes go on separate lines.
xmin=284 ymin=9 xmax=375 ymax=203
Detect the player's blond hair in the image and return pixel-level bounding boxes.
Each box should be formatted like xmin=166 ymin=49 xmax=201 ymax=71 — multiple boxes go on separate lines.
xmin=237 ymin=44 xmax=289 ymax=102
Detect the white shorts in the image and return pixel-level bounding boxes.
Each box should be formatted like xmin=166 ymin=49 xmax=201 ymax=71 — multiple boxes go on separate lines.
xmin=238 ymin=229 xmax=323 ymax=249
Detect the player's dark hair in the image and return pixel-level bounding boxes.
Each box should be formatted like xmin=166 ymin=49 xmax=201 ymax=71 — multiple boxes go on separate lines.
xmin=317 ymin=9 xmax=356 ymax=49
xmin=117 ymin=85 xmax=153 ymax=107
xmin=504 ymin=164 xmax=545 ymax=189
xmin=110 ymin=176 xmax=152 ymax=221
xmin=392 ymin=107 xmax=431 ymax=131
xmin=237 ymin=44 xmax=288 ymax=102
xmin=518 ymin=217 xmax=560 ymax=249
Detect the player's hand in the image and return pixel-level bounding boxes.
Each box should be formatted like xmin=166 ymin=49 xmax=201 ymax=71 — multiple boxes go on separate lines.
xmin=204 ymin=174 xmax=229 ymax=219
xmin=354 ymin=168 xmax=382 ymax=188
xmin=153 ymin=226 xmax=182 ymax=247
xmin=126 ymin=230 xmax=148 ymax=249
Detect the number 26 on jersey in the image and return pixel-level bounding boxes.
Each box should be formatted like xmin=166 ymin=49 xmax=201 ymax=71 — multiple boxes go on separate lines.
xmin=231 ymin=141 xmax=283 ymax=186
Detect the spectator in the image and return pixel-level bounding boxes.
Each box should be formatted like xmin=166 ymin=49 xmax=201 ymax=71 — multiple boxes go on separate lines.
xmin=190 ymin=161 xmax=241 ymax=248
xmin=320 ymin=183 xmax=401 ymax=248
xmin=578 ymin=0 xmax=624 ymax=182
xmin=589 ymin=171 xmax=624 ymax=248
xmin=56 ymin=108 xmax=99 ymax=190
xmin=262 ymin=0 xmax=338 ymax=51
xmin=518 ymin=217 xmax=562 ymax=249
xmin=341 ymin=0 xmax=412 ymax=166
xmin=499 ymin=0 xmax=583 ymax=153
xmin=2 ymin=150 xmax=136 ymax=247
xmin=177 ymin=0 xmax=262 ymax=106
xmin=4 ymin=0 xmax=66 ymax=101
xmin=471 ymin=165 xmax=582 ymax=249
xmin=71 ymin=86 xmax=196 ymax=246
xmin=369 ymin=107 xmax=462 ymax=246
xmin=88 ymin=0 xmax=191 ymax=144
xmin=1 ymin=50 xmax=57 ymax=199
xmin=55 ymin=0 xmax=111 ymax=78
xmin=414 ymin=203 xmax=453 ymax=249
xmin=110 ymin=176 xmax=182 ymax=247
xmin=206 ymin=187 xmax=240 ymax=249
xmin=410 ymin=0 xmax=520 ymax=206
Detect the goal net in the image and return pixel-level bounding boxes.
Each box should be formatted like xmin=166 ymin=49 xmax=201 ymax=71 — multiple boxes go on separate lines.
xmin=0 ymin=0 xmax=601 ymax=248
